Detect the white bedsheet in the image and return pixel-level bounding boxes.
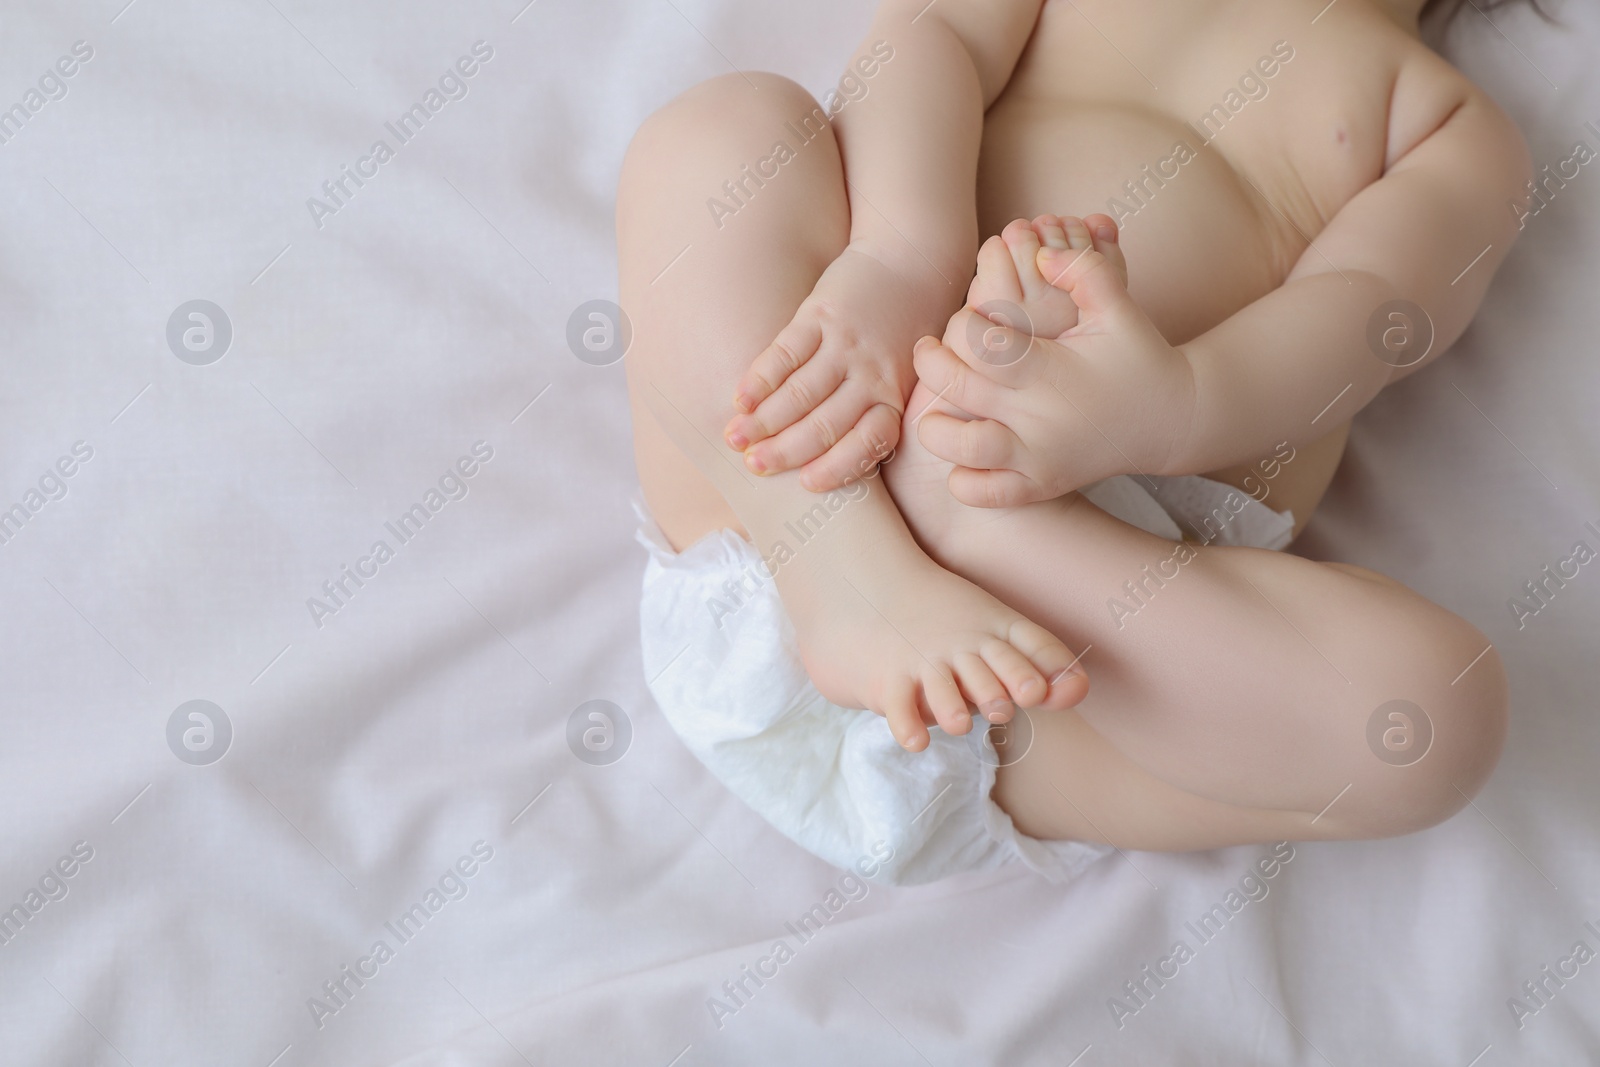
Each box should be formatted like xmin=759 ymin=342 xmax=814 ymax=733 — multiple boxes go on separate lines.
xmin=2 ymin=1 xmax=1596 ymax=1064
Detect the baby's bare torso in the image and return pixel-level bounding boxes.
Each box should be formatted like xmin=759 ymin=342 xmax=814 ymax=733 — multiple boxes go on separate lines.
xmin=979 ymin=0 xmax=1472 ymax=512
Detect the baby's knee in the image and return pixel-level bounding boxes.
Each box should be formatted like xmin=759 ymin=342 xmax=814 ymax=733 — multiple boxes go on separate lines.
xmin=1352 ymin=630 xmax=1508 ymax=837
xmin=625 ymin=72 xmax=828 ymax=172
xmin=674 ymin=71 xmax=821 ymax=121
xmin=621 ymin=72 xmax=846 ymax=245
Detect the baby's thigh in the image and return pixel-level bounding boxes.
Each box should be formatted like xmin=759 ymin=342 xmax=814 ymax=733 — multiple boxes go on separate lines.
xmin=992 ymin=709 xmax=1353 ymax=852
xmin=619 ymin=73 xmax=852 ymax=550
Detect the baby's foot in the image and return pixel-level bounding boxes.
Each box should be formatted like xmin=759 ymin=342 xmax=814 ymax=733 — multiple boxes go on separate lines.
xmin=780 ymin=523 xmax=1088 ymax=749
xmin=762 ymin=216 xmax=1125 ymax=747
xmin=888 ymin=377 xmax=1030 ymax=550
xmin=903 ymin=214 xmax=1189 ymax=508
xmin=967 ymin=215 xmax=1128 ymax=346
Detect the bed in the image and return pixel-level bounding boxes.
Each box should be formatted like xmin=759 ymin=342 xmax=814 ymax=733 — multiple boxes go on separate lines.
xmin=2 ymin=0 xmax=1596 ymax=1063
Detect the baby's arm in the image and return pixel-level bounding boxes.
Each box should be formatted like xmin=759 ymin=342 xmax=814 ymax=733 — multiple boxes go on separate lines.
xmin=723 ymin=0 xmax=1043 ymax=490
xmin=914 ymin=66 xmax=1533 ymax=504
xmin=1172 ymin=69 xmax=1532 ymax=475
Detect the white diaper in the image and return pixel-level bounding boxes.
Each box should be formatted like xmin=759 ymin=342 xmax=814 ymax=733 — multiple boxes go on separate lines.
xmin=636 ymin=474 xmax=1294 ymax=886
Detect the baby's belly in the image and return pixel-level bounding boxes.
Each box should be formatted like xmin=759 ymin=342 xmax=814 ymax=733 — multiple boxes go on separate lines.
xmin=978 ymin=99 xmax=1288 ymax=346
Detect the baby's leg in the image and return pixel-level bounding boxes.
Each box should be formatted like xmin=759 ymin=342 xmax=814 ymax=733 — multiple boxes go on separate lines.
xmin=618 ymin=73 xmax=1088 ymax=750
xmin=886 ymin=406 xmax=1508 ymax=849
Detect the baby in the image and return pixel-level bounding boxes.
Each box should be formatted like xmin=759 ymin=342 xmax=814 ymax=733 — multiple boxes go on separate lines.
xmin=619 ymin=0 xmax=1528 ymax=883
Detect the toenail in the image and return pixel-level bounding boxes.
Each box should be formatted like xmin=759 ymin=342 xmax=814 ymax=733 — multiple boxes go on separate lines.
xmin=746 ymin=453 xmax=767 ymax=474
xmin=981 ymin=700 xmax=1013 ymax=722
xmin=1047 ymin=664 xmax=1086 ymax=690
xmin=1094 ymin=223 xmax=1117 ymax=241
xmin=727 ymin=430 xmax=748 ymax=450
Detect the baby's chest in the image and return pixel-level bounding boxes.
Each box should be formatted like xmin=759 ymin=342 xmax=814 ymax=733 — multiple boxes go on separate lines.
xmin=1013 ymin=0 xmax=1399 ymax=224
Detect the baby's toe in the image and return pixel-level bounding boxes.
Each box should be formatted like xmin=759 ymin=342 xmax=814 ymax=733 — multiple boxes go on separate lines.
xmin=979 ymin=637 xmax=1049 ymax=709
xmin=1033 ymin=214 xmax=1069 ymax=251
xmin=1007 ymin=620 xmax=1090 ymax=711
xmin=969 ymin=233 xmax=1024 ymax=309
xmin=1083 ymin=213 xmax=1129 ymax=287
xmin=954 ymin=652 xmax=1014 ymax=723
xmin=1001 ymin=219 xmax=1048 ymax=289
xmin=1001 ymin=217 xmax=1039 ymax=250
xmin=994 ymin=216 xmax=1085 ymax=338
xmin=1061 ymin=215 xmax=1095 ymax=252
xmin=921 ymin=666 xmax=973 ymax=736
xmin=883 ymin=676 xmax=930 ymax=751
xmin=1040 ymin=663 xmax=1090 ymax=710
